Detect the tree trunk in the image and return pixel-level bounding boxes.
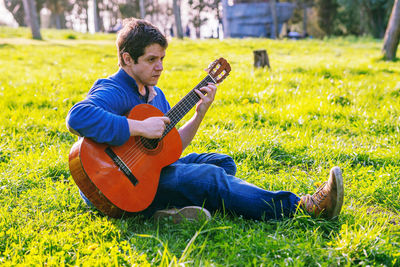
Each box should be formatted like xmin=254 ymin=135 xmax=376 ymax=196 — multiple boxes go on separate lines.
xmin=173 ymin=0 xmax=183 ymax=39
xmin=270 ymin=0 xmax=278 ymax=39
xmin=93 ymin=0 xmax=100 ymax=32
xmin=221 ymin=0 xmax=230 ymax=38
xmin=153 ymin=0 xmax=159 ymax=23
xmin=139 ymin=0 xmax=146 ymax=19
xmin=50 ymin=13 xmax=61 ymax=29
xmin=302 ymin=4 xmax=308 ymax=37
xmin=383 ymin=0 xmax=400 ymax=61
xmin=97 ymin=4 xmax=104 ymax=32
xmin=85 ymin=7 xmax=90 ymax=33
xmin=22 ymin=0 xmax=42 ymax=39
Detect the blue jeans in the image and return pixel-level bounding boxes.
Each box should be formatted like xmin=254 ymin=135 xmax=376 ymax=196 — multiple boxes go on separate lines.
xmin=80 ymin=153 xmax=301 ymax=220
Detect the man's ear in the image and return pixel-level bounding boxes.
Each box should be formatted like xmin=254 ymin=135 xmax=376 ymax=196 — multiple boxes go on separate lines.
xmin=122 ymin=52 xmax=132 ymax=65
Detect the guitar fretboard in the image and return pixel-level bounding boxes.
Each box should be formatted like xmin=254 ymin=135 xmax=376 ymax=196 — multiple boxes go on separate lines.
xmin=162 ymin=74 xmax=216 ymax=138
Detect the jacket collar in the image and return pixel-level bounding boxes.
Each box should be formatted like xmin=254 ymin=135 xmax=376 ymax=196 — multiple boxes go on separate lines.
xmin=113 ymin=68 xmax=157 ymax=103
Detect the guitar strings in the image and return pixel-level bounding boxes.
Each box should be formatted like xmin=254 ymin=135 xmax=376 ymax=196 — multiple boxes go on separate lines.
xmin=119 ymin=90 xmax=201 ymax=166
xmin=118 ymin=98 xmax=200 ymax=167
xmin=119 ymin=75 xmax=216 ymax=167
xmin=120 ymin=75 xmax=214 ymax=166
xmin=120 ymin=75 xmax=213 ymax=168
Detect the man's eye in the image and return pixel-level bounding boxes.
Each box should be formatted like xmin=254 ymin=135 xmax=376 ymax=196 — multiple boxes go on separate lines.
xmin=149 ymin=58 xmax=155 ymax=62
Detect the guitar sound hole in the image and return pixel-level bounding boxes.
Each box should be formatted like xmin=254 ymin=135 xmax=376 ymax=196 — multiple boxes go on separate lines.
xmin=140 ymin=138 xmax=159 ymax=150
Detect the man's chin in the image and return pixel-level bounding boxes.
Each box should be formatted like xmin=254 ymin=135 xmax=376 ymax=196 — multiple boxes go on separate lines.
xmin=149 ymin=79 xmax=159 ymax=86
xmin=147 ymin=82 xmax=157 ymax=87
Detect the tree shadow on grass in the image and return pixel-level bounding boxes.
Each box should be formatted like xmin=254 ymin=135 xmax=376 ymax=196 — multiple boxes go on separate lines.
xmin=232 ymin=139 xmax=399 ymax=173
xmin=232 ymin=141 xmax=316 ymax=172
xmin=338 ymin=151 xmax=400 ymax=168
xmin=375 ymin=56 xmax=400 ymax=63
xmin=0 ymin=43 xmax=15 ymax=48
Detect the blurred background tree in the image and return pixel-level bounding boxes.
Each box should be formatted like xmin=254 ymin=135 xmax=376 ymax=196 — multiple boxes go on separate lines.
xmin=286 ymin=0 xmax=394 ymax=38
xmin=188 ymin=0 xmax=211 ymax=38
xmin=1 ymin=0 xmax=397 ymax=42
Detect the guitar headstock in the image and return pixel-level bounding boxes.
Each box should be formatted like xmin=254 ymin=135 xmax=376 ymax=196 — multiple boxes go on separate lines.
xmin=207 ymin=58 xmax=231 ymax=84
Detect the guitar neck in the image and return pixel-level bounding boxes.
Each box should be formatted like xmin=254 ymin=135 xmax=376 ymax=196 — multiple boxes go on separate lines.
xmin=162 ymin=74 xmax=216 ymax=138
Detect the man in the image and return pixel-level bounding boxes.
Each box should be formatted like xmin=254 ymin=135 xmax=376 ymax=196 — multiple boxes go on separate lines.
xmin=66 ymin=18 xmax=344 ymax=223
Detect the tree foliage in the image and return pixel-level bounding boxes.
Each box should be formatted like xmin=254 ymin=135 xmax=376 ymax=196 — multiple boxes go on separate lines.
xmin=4 ymin=0 xmax=26 ymax=26
xmin=316 ymin=0 xmax=338 ymax=36
xmin=5 ymin=0 xmax=77 ymax=29
xmin=287 ymin=0 xmax=394 ymax=38
xmin=119 ymin=0 xmax=142 ymax=19
xmin=360 ymin=0 xmax=394 ymax=38
xmin=188 ymin=0 xmax=220 ymax=38
xmin=335 ymin=0 xmax=394 ymax=38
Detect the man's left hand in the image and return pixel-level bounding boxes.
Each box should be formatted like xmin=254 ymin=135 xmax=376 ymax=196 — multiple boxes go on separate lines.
xmin=194 ymin=83 xmax=217 ymax=116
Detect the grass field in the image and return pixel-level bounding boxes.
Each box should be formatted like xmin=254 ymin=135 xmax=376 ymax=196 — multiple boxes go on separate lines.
xmin=0 ymin=27 xmax=399 ymax=266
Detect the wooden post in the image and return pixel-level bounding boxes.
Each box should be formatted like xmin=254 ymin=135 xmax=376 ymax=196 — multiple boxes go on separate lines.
xmin=253 ymin=50 xmax=270 ymax=68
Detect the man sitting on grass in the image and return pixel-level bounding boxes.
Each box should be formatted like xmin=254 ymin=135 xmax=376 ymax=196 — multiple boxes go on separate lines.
xmin=66 ymin=18 xmax=344 ymax=223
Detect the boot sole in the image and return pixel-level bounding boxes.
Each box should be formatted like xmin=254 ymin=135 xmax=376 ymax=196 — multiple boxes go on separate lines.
xmin=331 ymin=166 xmax=344 ymax=218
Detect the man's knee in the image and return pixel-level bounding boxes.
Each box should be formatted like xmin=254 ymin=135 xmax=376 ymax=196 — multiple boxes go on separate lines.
xmin=216 ymin=154 xmax=237 ymax=176
xmin=177 ymin=164 xmax=229 ymax=193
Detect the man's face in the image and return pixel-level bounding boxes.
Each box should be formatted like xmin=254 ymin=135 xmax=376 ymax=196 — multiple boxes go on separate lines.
xmin=125 ymin=43 xmax=165 ymax=89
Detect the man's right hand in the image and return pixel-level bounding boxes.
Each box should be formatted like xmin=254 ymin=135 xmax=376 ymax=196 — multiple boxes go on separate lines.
xmin=128 ymin=117 xmax=171 ymax=139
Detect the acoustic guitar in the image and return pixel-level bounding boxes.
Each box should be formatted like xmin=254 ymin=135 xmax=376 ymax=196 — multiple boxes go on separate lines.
xmin=69 ymin=58 xmax=231 ymax=217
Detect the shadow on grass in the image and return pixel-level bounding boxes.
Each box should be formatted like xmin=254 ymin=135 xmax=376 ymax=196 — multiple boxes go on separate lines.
xmin=338 ymin=151 xmax=400 ymax=168
xmin=231 ymin=139 xmax=399 ymax=172
xmin=232 ymin=141 xmax=316 ymax=171
xmin=0 ymin=43 xmax=15 ymax=48
xmin=45 ymin=164 xmax=70 ymax=183
xmin=376 ymin=56 xmax=400 ymax=63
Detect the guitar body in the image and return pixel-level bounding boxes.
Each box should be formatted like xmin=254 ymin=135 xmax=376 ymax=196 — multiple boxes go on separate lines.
xmin=69 ymin=104 xmax=182 ymax=217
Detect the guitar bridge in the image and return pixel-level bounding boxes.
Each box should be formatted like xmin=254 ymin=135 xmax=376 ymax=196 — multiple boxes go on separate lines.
xmin=105 ymin=147 xmax=138 ymax=186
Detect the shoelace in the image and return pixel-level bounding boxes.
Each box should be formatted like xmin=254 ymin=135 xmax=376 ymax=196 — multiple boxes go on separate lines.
xmin=310 ymin=182 xmax=328 ymax=208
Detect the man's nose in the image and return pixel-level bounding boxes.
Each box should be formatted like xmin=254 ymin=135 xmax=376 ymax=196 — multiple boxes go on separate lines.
xmin=155 ymin=60 xmax=163 ymax=71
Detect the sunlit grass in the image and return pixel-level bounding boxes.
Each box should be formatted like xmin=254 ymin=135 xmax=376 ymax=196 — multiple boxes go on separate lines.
xmin=0 ymin=27 xmax=399 ymax=265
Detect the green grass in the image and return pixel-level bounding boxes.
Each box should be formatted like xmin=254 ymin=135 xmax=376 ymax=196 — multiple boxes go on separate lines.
xmin=0 ymin=26 xmax=399 ymax=266
xmin=0 ymin=26 xmax=116 ymax=40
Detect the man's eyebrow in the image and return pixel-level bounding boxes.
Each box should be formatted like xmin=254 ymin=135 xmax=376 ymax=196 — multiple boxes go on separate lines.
xmin=145 ymin=54 xmax=159 ymax=58
xmin=144 ymin=53 xmax=165 ymax=59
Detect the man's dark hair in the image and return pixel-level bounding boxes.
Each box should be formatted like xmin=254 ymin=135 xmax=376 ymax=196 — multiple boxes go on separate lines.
xmin=116 ymin=18 xmax=168 ymax=66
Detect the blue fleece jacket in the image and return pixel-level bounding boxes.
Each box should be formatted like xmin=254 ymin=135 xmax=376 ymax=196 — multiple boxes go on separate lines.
xmin=66 ymin=68 xmax=171 ymax=146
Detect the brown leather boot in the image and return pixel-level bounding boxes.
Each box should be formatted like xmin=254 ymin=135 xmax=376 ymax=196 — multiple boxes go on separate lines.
xmin=153 ymin=206 xmax=211 ymax=224
xmin=300 ymin=167 xmax=344 ymax=219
